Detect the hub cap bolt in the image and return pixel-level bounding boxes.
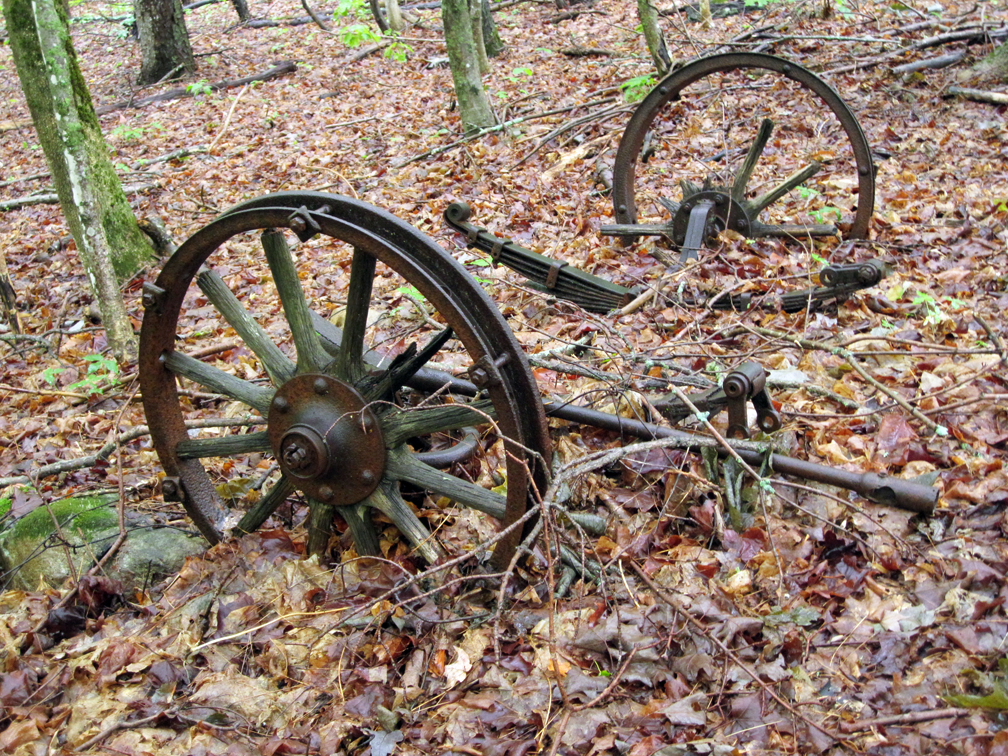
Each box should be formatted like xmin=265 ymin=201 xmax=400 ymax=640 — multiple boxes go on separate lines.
xmin=361 ymin=470 xmax=375 ymax=485
xmin=318 ymin=485 xmax=334 ymax=501
xmin=282 ymin=441 xmax=311 ymax=471
xmin=273 ymin=396 xmax=289 ymax=413
xmin=314 ymin=377 xmax=328 ymax=395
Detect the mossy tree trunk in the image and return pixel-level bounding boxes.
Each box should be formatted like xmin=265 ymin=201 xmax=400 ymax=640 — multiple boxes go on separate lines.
xmin=637 ymin=0 xmax=671 ymax=76
xmin=481 ymin=0 xmax=504 ymax=59
xmin=3 ymin=0 xmax=155 ymax=358
xmin=469 ymin=0 xmax=490 ymax=76
xmin=134 ymin=0 xmax=195 ymax=85
xmin=443 ymin=0 xmax=496 ymax=133
xmin=231 ymin=0 xmax=251 ymax=22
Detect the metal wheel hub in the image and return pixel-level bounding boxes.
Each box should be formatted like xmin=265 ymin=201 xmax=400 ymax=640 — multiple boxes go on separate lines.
xmin=671 ymin=189 xmax=754 ymax=247
xmin=267 ymin=373 xmax=385 ymax=506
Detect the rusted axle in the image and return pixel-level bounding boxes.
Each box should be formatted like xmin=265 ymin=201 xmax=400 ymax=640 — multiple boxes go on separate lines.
xmin=406 ymin=367 xmax=938 ymax=516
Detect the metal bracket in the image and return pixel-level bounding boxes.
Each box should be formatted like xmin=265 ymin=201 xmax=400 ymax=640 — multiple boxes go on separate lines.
xmin=287 ymin=205 xmax=326 ymax=242
xmin=141 ymin=282 xmax=167 ymax=314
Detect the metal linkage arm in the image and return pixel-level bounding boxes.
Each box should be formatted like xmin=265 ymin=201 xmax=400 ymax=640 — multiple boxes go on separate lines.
xmin=652 ymin=362 xmax=782 ymax=438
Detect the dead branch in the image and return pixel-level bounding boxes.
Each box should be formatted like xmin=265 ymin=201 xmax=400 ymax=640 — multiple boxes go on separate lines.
xmin=946 ymin=86 xmax=1008 ymax=105
xmin=742 ymin=324 xmax=948 ymax=435
xmin=630 ymin=560 xmax=844 ymax=745
xmin=347 ymin=41 xmax=392 ymax=63
xmin=300 ymin=0 xmax=331 ymax=30
xmin=94 ymin=61 xmax=297 ymax=115
xmin=892 ymin=49 xmax=967 ymax=74
xmin=840 ymin=707 xmax=971 ymax=733
xmin=396 ymin=96 xmax=617 ymax=166
xmin=0 ymin=183 xmax=155 ymax=212
xmin=560 ymin=46 xmax=615 ymax=56
xmin=0 ymin=417 xmax=264 ymax=489
xmin=245 ymin=16 xmax=314 ymax=28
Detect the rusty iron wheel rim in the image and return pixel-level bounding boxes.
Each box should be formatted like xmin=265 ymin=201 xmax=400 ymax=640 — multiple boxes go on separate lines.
xmin=139 ymin=192 xmax=550 ymax=569
xmin=612 ymin=52 xmax=876 ymax=243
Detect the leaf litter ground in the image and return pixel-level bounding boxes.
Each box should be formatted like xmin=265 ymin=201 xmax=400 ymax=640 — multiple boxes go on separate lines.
xmin=1 ymin=1 xmax=1008 ymax=754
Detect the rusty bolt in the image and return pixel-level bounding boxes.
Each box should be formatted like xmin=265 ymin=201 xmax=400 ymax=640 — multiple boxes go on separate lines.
xmin=161 ymin=477 xmax=182 ymax=502
xmin=361 ymin=414 xmax=374 ymax=431
xmin=715 ymin=194 xmax=725 ymax=205
xmin=736 ymin=219 xmax=748 ymax=232
xmin=283 ymin=442 xmax=310 ymax=471
xmin=470 ymin=367 xmax=490 ymax=388
xmin=313 ymin=377 xmax=328 ymax=395
xmin=272 ymin=395 xmax=289 ymax=413
xmin=318 ymin=485 xmax=334 ymax=501
xmin=289 ymin=216 xmax=307 ymax=234
xmin=142 ymin=291 xmax=156 ymax=309
xmin=361 ymin=470 xmax=375 ymax=485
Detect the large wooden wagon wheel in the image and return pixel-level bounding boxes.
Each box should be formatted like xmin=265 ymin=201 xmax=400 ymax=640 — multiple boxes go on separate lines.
xmin=604 ymin=53 xmax=876 ymax=257
xmin=139 ymin=192 xmax=550 ymax=569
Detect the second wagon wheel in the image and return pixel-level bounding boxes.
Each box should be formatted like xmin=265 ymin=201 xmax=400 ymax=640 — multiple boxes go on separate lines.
xmin=606 ymin=53 xmax=875 ymax=257
xmin=139 ymin=192 xmax=550 ymax=570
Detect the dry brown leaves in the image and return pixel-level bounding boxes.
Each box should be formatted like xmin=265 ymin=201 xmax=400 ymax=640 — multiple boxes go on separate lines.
xmin=1 ymin=0 xmax=1008 ymax=754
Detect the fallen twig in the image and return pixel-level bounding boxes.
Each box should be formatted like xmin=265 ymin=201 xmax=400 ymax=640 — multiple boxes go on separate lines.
xmin=396 ymin=97 xmax=617 ymax=166
xmin=892 ymin=49 xmax=967 ymax=74
xmin=839 ymin=707 xmax=971 ymax=733
xmin=946 ymin=86 xmax=1008 ymax=105
xmin=0 ymin=183 xmax=155 ymax=212
xmin=94 ymin=61 xmax=297 ymax=115
xmin=0 ymin=417 xmax=264 ymax=489
xmin=208 ymin=83 xmax=251 ymax=152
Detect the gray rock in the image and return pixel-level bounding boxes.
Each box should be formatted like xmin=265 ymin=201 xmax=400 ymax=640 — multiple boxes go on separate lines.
xmin=0 ymin=494 xmax=206 ymax=594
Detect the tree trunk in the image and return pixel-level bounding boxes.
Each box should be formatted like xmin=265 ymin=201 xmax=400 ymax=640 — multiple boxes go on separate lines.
xmin=3 ymin=0 xmax=154 ymax=358
xmin=231 ymin=0 xmax=251 ymax=22
xmin=481 ymin=0 xmax=504 ymax=59
xmin=442 ymin=0 xmax=496 ymax=133
xmin=469 ymin=0 xmax=490 ymax=76
xmin=386 ymin=0 xmax=405 ymax=33
xmin=637 ymin=0 xmax=670 ymax=76
xmin=134 ymin=0 xmax=195 ymax=85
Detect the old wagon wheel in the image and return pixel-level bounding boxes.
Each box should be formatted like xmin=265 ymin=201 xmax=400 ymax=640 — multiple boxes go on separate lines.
xmin=139 ymin=192 xmax=550 ymax=569
xmin=606 ymin=53 xmax=875 ymax=257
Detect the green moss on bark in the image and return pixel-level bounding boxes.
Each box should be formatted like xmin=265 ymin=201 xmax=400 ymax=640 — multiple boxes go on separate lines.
xmin=2 ymin=0 xmax=154 ymax=282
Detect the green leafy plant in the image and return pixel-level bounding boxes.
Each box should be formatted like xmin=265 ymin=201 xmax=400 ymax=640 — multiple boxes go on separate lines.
xmin=186 ymin=80 xmax=213 ymax=97
xmin=947 ymin=658 xmax=1008 ymax=710
xmin=912 ymin=290 xmax=944 ymax=327
xmin=334 ymin=0 xmax=369 ymax=19
xmin=621 ymin=75 xmax=656 ymax=103
xmin=809 ymin=206 xmax=842 ymax=224
xmin=340 ymin=24 xmax=381 ymax=48
xmin=506 ymin=66 xmax=533 ymax=82
xmin=384 ymin=42 xmax=413 ymax=63
xmin=42 ymin=354 xmax=120 ymax=397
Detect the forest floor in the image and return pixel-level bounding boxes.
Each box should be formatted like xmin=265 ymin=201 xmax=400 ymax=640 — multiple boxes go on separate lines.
xmin=1 ymin=0 xmax=1008 ymax=754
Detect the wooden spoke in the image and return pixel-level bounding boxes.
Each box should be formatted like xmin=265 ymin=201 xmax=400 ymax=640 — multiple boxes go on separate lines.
xmin=366 ymin=479 xmax=445 ymax=563
xmin=359 ymin=327 xmax=454 ymax=401
xmin=261 ymin=229 xmax=329 ymax=374
xmin=331 ymin=247 xmax=376 ymax=383
xmin=747 ymin=162 xmax=821 ymax=215
xmin=196 ymin=268 xmax=296 ymax=385
xmin=340 ymin=503 xmax=381 ymax=557
xmin=306 ymin=499 xmax=336 ymax=556
xmin=236 ymin=476 xmax=295 ymax=534
xmin=381 ymin=399 xmax=495 ymax=449
xmin=176 ymin=431 xmax=270 ymax=460
xmin=385 ymin=448 xmax=506 ymax=519
xmin=750 ymin=221 xmax=838 ymax=238
xmin=731 ymin=118 xmax=774 ymax=200
xmin=163 ymin=351 xmax=274 ymax=414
